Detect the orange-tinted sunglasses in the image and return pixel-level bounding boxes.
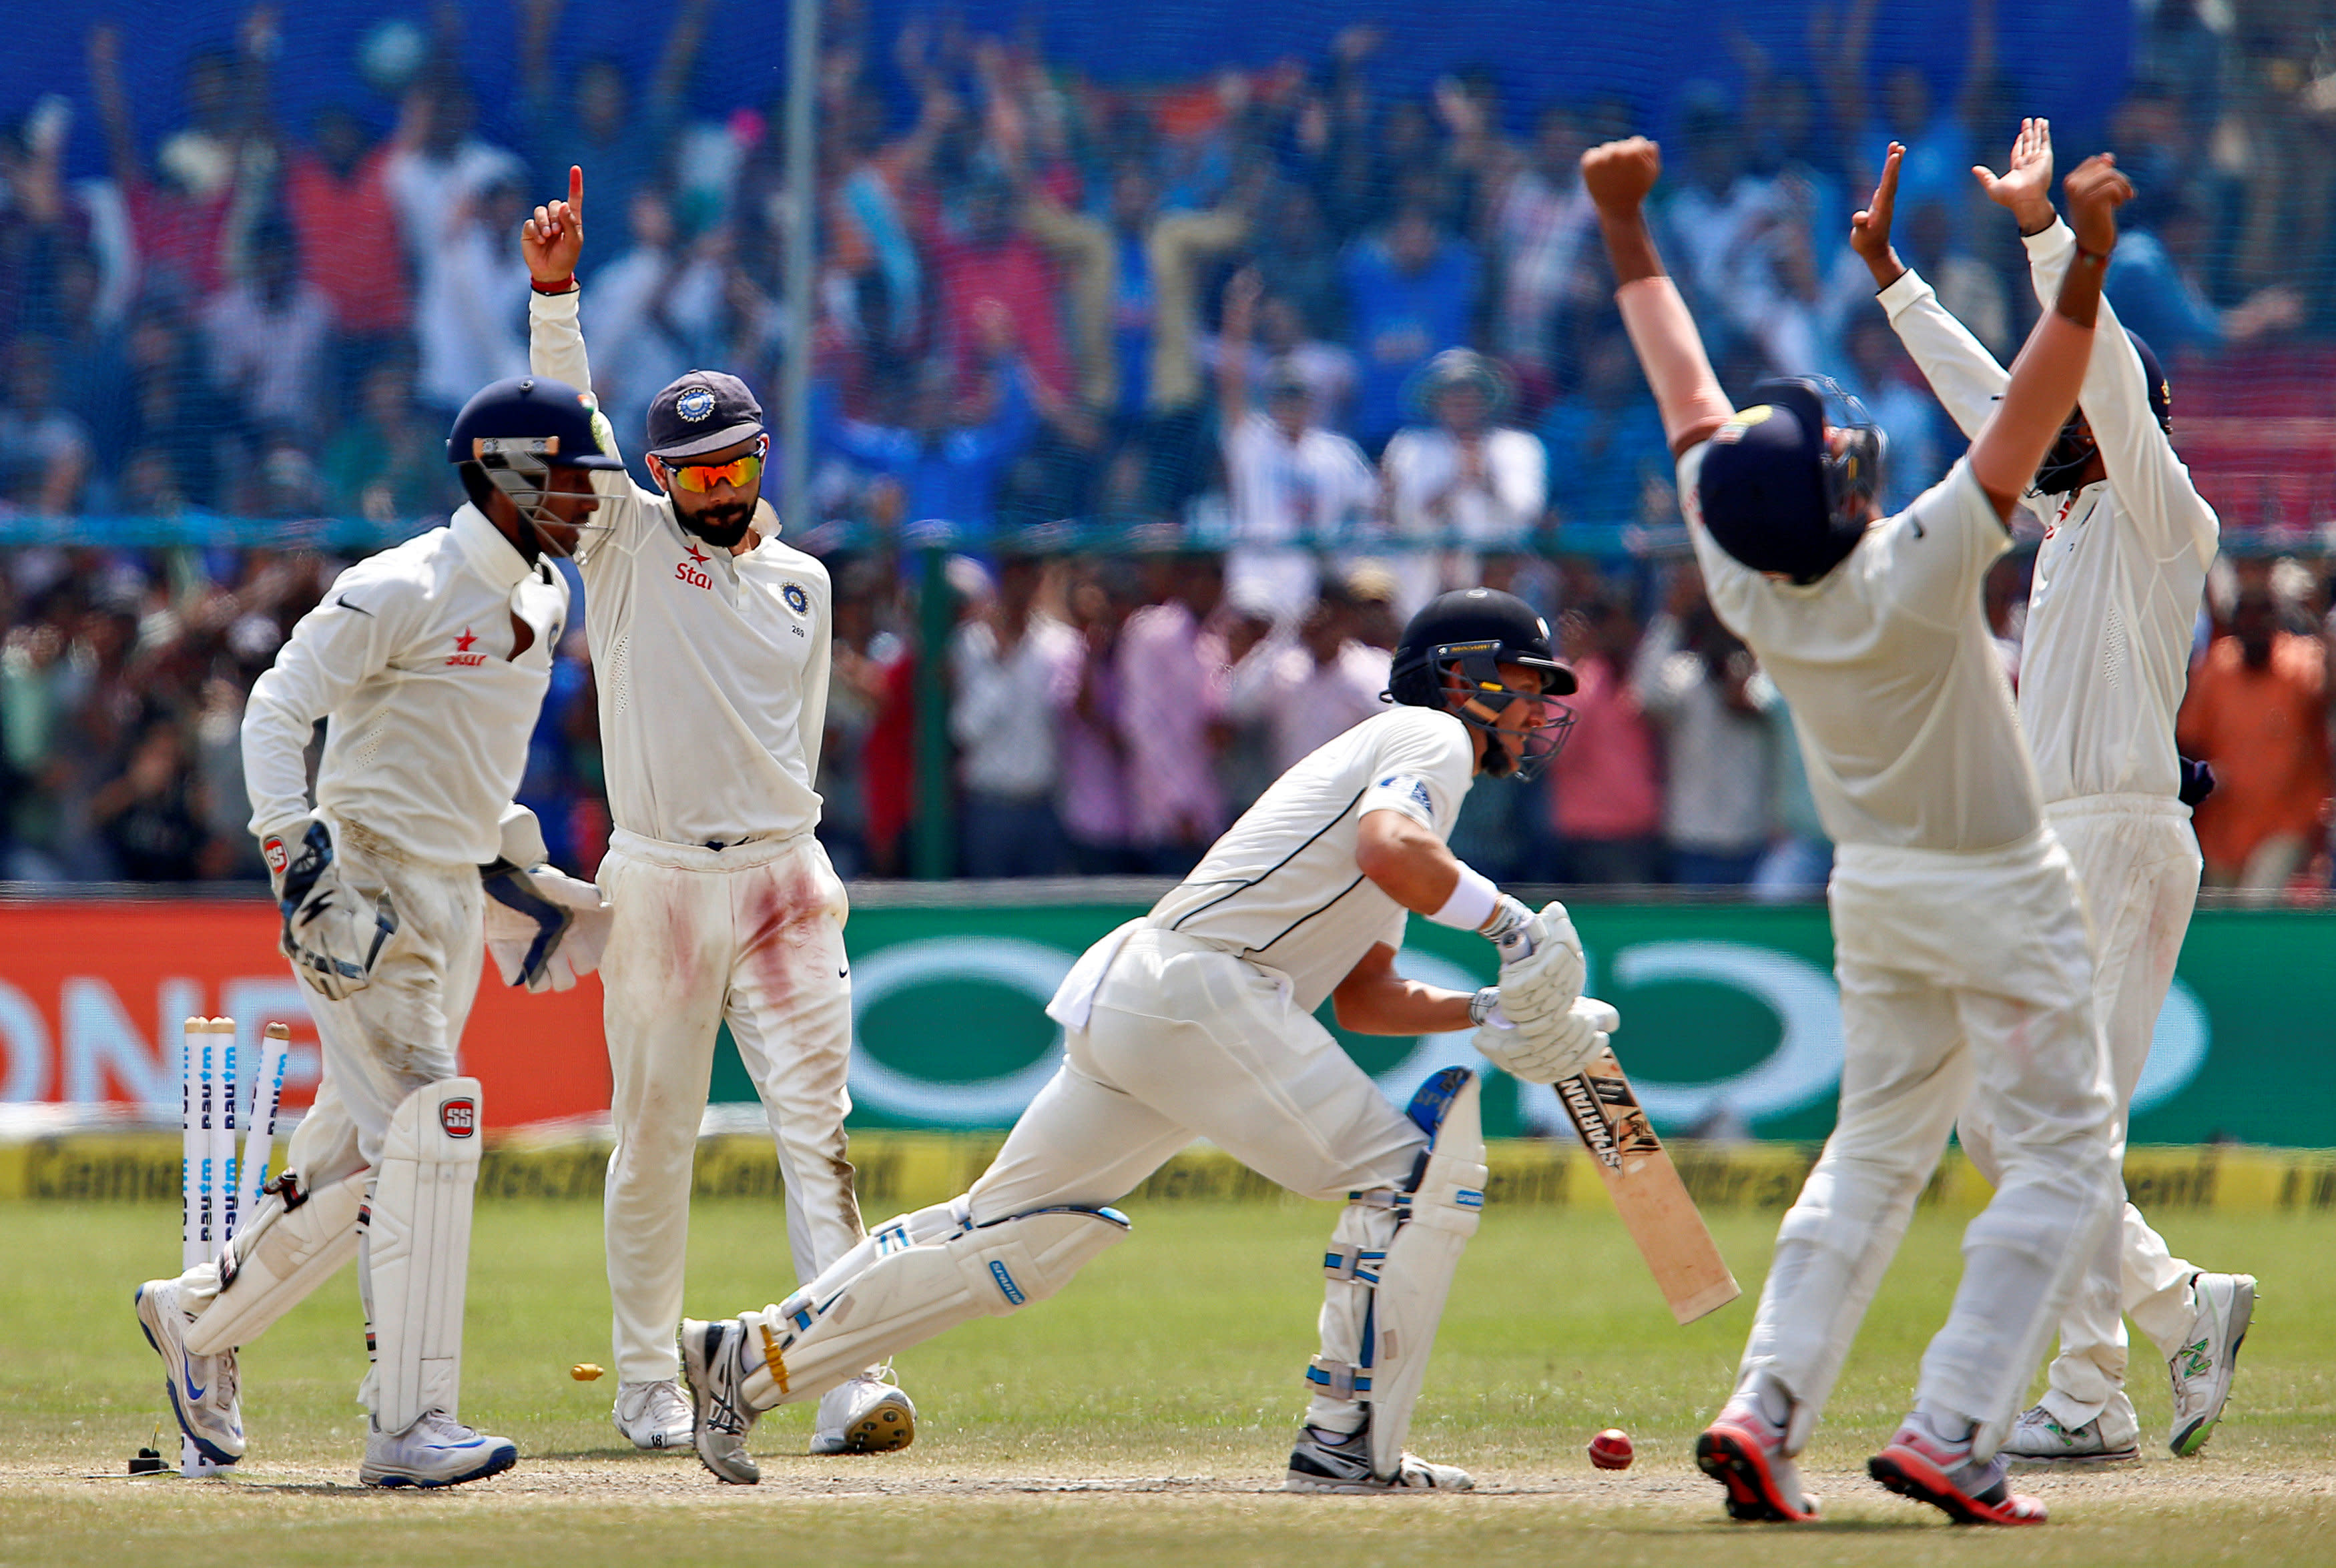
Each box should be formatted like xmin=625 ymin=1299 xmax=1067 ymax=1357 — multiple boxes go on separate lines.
xmin=664 ymin=438 xmax=769 ymax=493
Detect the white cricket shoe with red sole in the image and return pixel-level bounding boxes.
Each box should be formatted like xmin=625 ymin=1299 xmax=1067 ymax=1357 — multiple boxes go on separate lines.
xmin=1697 ymin=1403 xmax=1819 ymax=1523
xmin=1869 ymin=1413 xmax=2046 ymax=1525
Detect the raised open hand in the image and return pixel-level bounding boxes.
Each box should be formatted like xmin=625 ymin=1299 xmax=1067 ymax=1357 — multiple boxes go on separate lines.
xmin=2062 ymin=152 xmax=2131 ymax=256
xmin=522 ymin=165 xmax=585 ymax=286
xmin=1849 ymin=141 xmax=1905 ymax=280
xmin=1580 ymin=137 xmax=1661 ymax=214
xmin=1974 ymin=116 xmax=2056 ymax=230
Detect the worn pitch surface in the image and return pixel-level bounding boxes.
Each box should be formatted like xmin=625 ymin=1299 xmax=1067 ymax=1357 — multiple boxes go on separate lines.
xmin=5 ymin=1200 xmax=2330 ymax=1566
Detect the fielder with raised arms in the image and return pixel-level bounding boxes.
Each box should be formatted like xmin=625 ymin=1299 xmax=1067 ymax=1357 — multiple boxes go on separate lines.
xmin=1586 ymin=133 xmax=2128 ymax=1526
xmin=519 ymin=169 xmax=914 ymax=1456
xmin=677 ymin=587 xmax=1619 ymax=1492
xmin=1855 ymin=120 xmax=2253 ymax=1465
xmin=133 ymin=376 xmax=619 ymax=1488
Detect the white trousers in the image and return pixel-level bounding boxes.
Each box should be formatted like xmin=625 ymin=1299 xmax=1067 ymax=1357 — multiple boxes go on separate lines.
xmin=178 ymin=821 xmax=483 ymax=1405
xmin=1735 ymin=829 xmax=2121 ymax=1461
xmin=1960 ymin=797 xmax=2201 ymax=1429
xmin=597 ymin=829 xmax=864 ymax=1383
xmin=970 ymin=927 xmax=1429 ymax=1431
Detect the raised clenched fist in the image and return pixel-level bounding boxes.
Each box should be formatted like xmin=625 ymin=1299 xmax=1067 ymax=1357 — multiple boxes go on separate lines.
xmin=2062 ymin=153 xmax=2132 ymax=257
xmin=1580 ymin=137 xmax=1662 ymax=214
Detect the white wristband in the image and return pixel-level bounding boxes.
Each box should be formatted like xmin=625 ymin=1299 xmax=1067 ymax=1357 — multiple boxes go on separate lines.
xmin=1428 ymin=863 xmax=1499 ymax=931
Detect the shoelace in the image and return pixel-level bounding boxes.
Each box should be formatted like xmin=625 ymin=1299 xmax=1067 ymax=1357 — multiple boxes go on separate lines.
xmin=412 ymin=1410 xmax=479 ymax=1446
xmin=643 ymin=1383 xmax=691 ymax=1425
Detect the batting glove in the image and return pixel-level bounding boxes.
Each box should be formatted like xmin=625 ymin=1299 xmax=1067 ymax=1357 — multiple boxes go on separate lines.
xmin=1488 ymin=899 xmax=1586 ymax=1024
xmin=1474 ymin=996 xmax=1620 ymax=1086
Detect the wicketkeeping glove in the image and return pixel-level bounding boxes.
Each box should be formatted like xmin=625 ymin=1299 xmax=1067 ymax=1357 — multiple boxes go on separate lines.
xmin=263 ymin=819 xmax=398 ymax=1002
xmin=482 ymin=863 xmax=611 ymax=992
xmin=1473 ymin=996 xmax=1620 ymax=1086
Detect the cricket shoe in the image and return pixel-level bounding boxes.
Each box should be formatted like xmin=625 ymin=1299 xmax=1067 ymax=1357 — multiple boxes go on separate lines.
xmin=133 ymin=1278 xmax=244 ymax=1465
xmin=2168 ymin=1272 xmax=2255 ymax=1457
xmin=358 ymin=1410 xmax=517 ymax=1489
xmin=1999 ymin=1397 xmax=2140 ymax=1469
xmin=1868 ymin=1411 xmax=2046 ymax=1525
xmin=613 ymin=1378 xmax=695 ymax=1451
xmin=810 ymin=1369 xmax=916 ymax=1455
xmin=679 ymin=1317 xmax=764 ymax=1485
xmin=1281 ymin=1423 xmax=1474 ymax=1493
xmin=1695 ymin=1402 xmax=1819 ymax=1522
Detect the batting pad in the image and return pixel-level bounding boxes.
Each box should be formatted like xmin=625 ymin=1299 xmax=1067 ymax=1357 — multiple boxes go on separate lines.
xmin=1365 ymin=1070 xmax=1486 ymax=1480
xmin=182 ymin=1171 xmax=366 ymax=1356
xmin=739 ymin=1204 xmax=1131 ymax=1412
xmin=366 ymin=1078 xmax=485 ymax=1434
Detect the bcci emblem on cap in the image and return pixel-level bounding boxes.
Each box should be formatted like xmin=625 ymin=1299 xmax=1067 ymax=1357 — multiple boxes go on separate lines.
xmin=440 ymin=1098 xmax=477 ymax=1139
xmin=675 ymin=386 xmax=717 ymax=423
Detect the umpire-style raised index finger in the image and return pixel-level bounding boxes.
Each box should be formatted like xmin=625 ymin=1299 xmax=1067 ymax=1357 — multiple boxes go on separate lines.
xmin=568 ymin=163 xmax=585 ymax=220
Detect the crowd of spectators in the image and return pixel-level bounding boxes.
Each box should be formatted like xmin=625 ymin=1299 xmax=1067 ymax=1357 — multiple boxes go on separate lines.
xmin=5 ymin=1 xmax=2336 ymax=890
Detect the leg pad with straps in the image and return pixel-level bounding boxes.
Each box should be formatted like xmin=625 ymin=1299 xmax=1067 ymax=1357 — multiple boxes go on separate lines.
xmin=182 ymin=1170 xmax=366 ymax=1356
xmin=362 ymin=1078 xmax=485 ymax=1433
xmin=738 ymin=1201 xmax=1131 ymax=1412
xmin=1307 ymin=1067 xmax=1486 ymax=1481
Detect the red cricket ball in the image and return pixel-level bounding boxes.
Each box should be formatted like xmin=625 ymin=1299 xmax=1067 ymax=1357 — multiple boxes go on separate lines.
xmin=1588 ymin=1428 xmax=1634 ymax=1470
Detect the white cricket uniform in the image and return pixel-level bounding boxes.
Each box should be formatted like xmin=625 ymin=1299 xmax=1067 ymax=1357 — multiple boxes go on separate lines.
xmin=174 ymin=506 xmax=566 ymax=1373
xmin=1683 ymin=444 xmax=2120 ymax=1459
xmin=958 ymin=707 xmax=1476 ymax=1425
xmin=1881 ymin=226 xmax=2218 ymax=1427
xmin=530 ymin=286 xmax=862 ymax=1385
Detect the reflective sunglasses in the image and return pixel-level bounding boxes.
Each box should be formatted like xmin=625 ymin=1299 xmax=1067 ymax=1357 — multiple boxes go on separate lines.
xmin=664 ymin=440 xmax=768 ymax=493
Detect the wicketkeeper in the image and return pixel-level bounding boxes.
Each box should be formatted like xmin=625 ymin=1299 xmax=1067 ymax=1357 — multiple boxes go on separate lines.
xmin=133 ymin=376 xmax=616 ymax=1488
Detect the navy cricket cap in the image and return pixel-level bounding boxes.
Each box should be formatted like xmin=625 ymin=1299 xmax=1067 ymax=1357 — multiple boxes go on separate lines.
xmin=647 ymin=371 xmax=765 ymax=460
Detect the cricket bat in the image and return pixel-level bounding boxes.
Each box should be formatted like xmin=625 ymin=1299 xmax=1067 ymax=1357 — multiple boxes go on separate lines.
xmin=1552 ymin=1048 xmax=1739 ymax=1324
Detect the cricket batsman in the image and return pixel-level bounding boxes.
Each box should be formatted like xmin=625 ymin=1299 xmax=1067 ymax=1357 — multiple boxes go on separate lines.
xmin=133 ymin=374 xmax=619 ymax=1487
xmin=1584 ymin=133 xmax=2128 ymax=1525
xmin=678 ymin=587 xmax=1620 ymax=1491
xmin=1856 ymin=119 xmax=2253 ymax=1465
xmin=519 ymin=168 xmax=914 ymax=1455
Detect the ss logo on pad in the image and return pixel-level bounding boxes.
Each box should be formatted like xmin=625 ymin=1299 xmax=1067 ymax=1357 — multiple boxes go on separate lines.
xmin=441 ymin=1099 xmax=477 ymax=1138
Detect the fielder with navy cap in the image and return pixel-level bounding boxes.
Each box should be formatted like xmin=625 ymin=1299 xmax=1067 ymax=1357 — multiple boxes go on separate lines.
xmin=132 ymin=374 xmax=619 ymax=1489
xmin=1586 ymin=132 xmax=2132 ymax=1527
xmin=521 ymin=167 xmax=914 ymax=1457
xmin=1857 ymin=120 xmax=2252 ymax=1467
xmin=675 ymin=588 xmax=1608 ymax=1492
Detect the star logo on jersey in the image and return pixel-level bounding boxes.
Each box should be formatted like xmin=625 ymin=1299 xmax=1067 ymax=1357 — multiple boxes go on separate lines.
xmin=675 ymin=542 xmax=715 ymax=591
xmin=446 ymin=627 xmax=486 ymax=667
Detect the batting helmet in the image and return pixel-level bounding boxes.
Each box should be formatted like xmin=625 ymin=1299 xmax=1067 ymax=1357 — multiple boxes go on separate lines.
xmin=1388 ymin=587 xmax=1577 ymax=779
xmin=1696 ymin=376 xmax=1885 ymax=584
xmin=2034 ymin=330 xmax=2171 ymax=496
xmin=447 ymin=374 xmax=625 ymax=554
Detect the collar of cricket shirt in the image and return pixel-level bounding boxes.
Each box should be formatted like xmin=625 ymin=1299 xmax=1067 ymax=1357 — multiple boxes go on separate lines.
xmin=452 ymin=502 xmax=541 ymax=596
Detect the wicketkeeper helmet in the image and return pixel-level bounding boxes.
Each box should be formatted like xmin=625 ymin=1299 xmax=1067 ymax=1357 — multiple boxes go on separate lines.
xmin=446 ymin=374 xmax=625 ymax=554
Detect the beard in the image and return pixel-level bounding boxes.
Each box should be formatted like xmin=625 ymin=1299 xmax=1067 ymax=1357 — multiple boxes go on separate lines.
xmin=679 ymin=498 xmax=756 ymax=550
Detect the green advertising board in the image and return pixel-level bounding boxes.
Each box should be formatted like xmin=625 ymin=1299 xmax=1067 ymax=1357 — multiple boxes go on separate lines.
xmin=708 ymin=898 xmax=2336 ymax=1146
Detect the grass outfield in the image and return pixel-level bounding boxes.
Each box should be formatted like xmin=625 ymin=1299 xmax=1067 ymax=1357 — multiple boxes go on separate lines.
xmin=3 ymin=1196 xmax=2331 ymax=1566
